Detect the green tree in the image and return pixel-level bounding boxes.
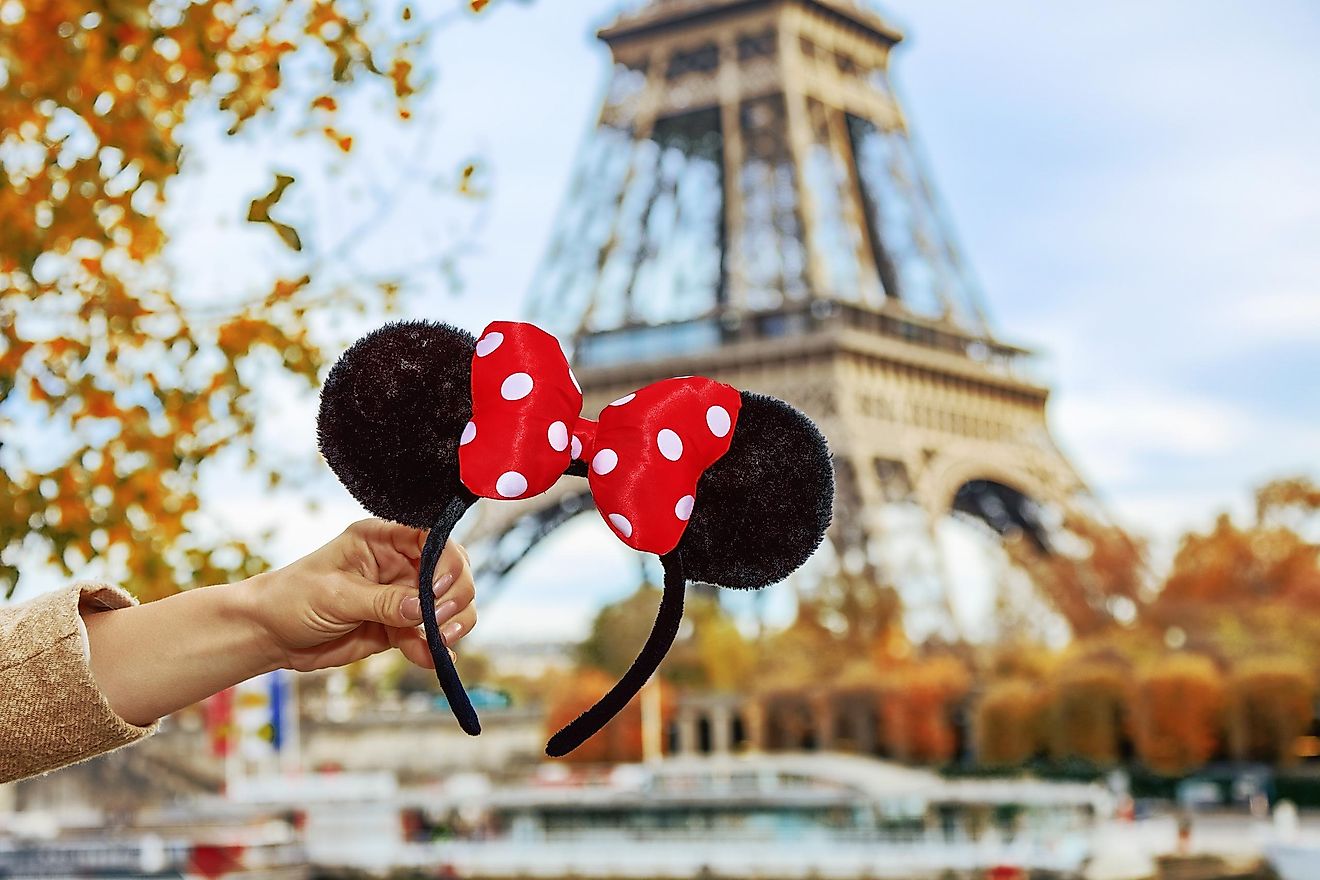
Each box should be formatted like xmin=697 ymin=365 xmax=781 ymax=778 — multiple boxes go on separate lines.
xmin=575 ymin=584 xmax=665 ymax=677
xmin=577 ymin=584 xmax=756 ymax=690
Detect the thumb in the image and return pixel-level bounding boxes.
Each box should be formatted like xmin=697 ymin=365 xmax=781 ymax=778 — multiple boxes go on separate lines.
xmin=332 ymin=575 xmax=425 ymax=629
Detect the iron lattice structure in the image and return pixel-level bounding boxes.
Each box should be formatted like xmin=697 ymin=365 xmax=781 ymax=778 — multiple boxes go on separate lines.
xmin=474 ymin=0 xmax=1091 ymax=635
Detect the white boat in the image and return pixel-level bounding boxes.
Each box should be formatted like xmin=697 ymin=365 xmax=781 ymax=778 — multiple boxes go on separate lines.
xmin=270 ymin=754 xmax=1106 ymax=878
xmin=215 ymin=753 xmax=1111 ymax=877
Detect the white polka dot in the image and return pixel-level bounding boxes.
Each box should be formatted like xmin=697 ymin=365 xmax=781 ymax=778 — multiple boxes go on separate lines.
xmin=475 ymin=332 xmax=504 ymax=357
xmin=570 ymin=435 xmax=583 ymax=460
xmin=609 ymin=393 xmax=636 ymax=407
xmin=547 ymin=420 xmax=569 ymax=452
xmin=657 ymin=428 xmax=683 ymax=461
xmin=608 ymin=513 xmax=633 ymax=538
xmin=501 ymin=372 xmax=533 ymax=401
xmin=675 ymin=495 xmax=695 ymax=521
xmin=706 ymin=405 xmax=731 ymax=437
xmin=569 ymin=369 xmax=581 ymax=393
xmin=496 ymin=471 xmax=528 ymax=498
xmin=460 ymin=421 xmax=477 ymax=446
xmin=592 ymin=448 xmax=618 ymax=476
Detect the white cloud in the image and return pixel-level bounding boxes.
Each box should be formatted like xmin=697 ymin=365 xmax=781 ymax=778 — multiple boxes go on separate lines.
xmin=1218 ymin=291 xmax=1320 ymax=347
xmin=1054 ymin=388 xmax=1249 ymax=485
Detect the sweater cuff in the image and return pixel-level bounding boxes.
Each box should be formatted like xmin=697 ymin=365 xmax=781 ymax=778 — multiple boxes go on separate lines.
xmin=0 ymin=582 xmax=160 ymax=783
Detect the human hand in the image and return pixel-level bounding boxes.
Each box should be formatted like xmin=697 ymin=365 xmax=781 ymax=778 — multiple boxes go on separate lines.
xmin=242 ymin=518 xmax=477 ymax=673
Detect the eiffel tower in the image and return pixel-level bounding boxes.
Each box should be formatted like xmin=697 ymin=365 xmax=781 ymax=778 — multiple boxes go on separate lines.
xmin=469 ymin=0 xmax=1090 ymax=637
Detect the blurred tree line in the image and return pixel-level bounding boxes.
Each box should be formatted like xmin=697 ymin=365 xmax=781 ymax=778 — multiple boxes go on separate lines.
xmin=1 ymin=0 xmax=480 ymax=600
xmin=546 ymin=476 xmax=1320 ymax=775
xmin=975 ymin=476 xmax=1320 ymax=775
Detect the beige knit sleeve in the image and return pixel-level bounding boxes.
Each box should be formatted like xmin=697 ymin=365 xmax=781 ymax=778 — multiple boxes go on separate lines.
xmin=0 ymin=582 xmax=159 ymax=783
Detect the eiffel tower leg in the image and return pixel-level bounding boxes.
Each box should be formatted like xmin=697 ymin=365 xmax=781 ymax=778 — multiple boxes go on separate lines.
xmin=778 ymin=21 xmax=830 ymax=300
xmin=829 ymin=439 xmax=912 ymax=587
xmin=717 ymin=34 xmax=748 ymax=316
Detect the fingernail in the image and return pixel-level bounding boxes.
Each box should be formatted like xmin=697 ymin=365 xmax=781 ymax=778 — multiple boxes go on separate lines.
xmin=401 ymin=596 xmax=422 ymax=621
xmin=434 ymin=571 xmax=454 ymax=591
xmin=442 ymin=620 xmax=463 ymax=642
xmin=436 ymin=600 xmax=458 ymax=623
xmin=448 ymin=649 xmax=458 ymax=664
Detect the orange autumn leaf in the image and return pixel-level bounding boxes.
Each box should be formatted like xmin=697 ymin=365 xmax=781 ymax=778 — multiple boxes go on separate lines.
xmin=0 ymin=0 xmax=445 ymax=600
xmin=390 ymin=57 xmax=414 ymax=99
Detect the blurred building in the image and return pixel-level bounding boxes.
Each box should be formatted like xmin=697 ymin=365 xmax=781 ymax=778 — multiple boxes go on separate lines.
xmin=469 ymin=0 xmax=1093 ymax=638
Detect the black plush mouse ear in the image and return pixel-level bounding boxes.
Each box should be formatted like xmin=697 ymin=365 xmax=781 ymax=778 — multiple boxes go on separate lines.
xmin=677 ymin=391 xmax=835 ymax=589
xmin=317 ymin=320 xmax=476 ymax=528
xmin=318 ymin=320 xmax=482 ymax=735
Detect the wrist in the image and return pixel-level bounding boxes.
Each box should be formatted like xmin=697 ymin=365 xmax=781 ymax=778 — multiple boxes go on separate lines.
xmin=228 ymin=574 xmax=287 ymax=675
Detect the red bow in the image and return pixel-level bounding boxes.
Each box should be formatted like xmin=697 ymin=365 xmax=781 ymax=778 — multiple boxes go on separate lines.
xmin=458 ymin=322 xmax=742 ymax=554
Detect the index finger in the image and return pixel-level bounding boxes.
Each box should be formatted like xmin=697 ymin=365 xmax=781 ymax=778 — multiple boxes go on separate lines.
xmin=352 ymin=519 xmax=427 ymax=584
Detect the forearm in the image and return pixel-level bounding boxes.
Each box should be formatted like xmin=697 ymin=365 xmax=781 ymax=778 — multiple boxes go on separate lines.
xmin=1 ymin=583 xmax=158 ymax=783
xmin=81 ymin=579 xmax=278 ymax=726
xmin=78 ymin=520 xmax=475 ymax=727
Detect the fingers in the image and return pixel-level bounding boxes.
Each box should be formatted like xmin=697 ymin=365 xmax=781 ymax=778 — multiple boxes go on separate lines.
xmin=388 ymin=626 xmax=438 ymax=669
xmin=345 ymin=518 xmax=425 ymax=559
xmin=394 ymin=561 xmax=473 ymax=667
xmin=331 ymin=574 xmax=425 ymax=631
xmin=434 ymin=544 xmax=476 ymax=645
xmin=343 ymin=518 xmax=428 ymax=585
xmin=436 ymin=591 xmax=476 ymax=646
xmin=387 ymin=622 xmax=461 ymax=671
xmin=335 ymin=521 xmax=476 ymax=666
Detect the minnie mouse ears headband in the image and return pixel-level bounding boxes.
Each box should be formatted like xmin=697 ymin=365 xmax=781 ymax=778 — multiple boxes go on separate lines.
xmin=317 ymin=320 xmax=834 ymax=756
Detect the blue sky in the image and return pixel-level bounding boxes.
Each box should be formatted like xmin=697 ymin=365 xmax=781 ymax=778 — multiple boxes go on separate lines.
xmin=15 ymin=1 xmax=1320 ymax=642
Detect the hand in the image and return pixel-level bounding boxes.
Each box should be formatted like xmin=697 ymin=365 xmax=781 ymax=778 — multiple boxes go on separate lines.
xmin=244 ymin=518 xmax=477 ymax=673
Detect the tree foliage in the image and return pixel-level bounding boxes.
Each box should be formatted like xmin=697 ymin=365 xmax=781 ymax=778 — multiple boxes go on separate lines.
xmin=1046 ymin=658 xmax=1130 ymax=765
xmin=1159 ymin=513 xmax=1320 ymax=612
xmin=1255 ymin=476 xmax=1320 ymax=530
xmin=1132 ymin=653 xmax=1225 ymax=775
xmin=555 ymin=475 xmax=1319 ymax=772
xmin=974 ymin=678 xmax=1045 ymax=767
xmin=575 ymin=585 xmax=664 ymax=678
xmin=543 ymin=668 xmax=674 ymax=765
xmin=1227 ymin=656 xmax=1312 ymax=764
xmin=576 ymin=584 xmax=757 ymax=692
xmin=664 ymin=592 xmax=757 ymax=691
xmin=878 ymin=655 xmax=970 ymax=764
xmin=0 ymin=0 xmax=467 ymax=599
xmin=1005 ymin=515 xmax=1146 ymax=637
